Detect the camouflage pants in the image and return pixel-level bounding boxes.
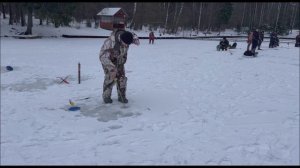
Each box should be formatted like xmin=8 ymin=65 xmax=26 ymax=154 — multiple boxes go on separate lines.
xmin=102 ymin=63 xmax=127 ymax=100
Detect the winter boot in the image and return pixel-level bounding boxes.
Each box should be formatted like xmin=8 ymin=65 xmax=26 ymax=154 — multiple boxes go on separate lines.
xmin=104 ymin=97 xmax=113 ymax=104
xmin=118 ymin=96 xmax=128 ymax=103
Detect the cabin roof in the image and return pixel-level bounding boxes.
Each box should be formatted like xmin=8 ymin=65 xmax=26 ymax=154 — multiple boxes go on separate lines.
xmin=97 ymin=7 xmax=126 ymax=16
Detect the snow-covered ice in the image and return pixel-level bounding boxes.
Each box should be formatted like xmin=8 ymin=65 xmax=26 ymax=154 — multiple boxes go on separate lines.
xmin=1 ymin=19 xmax=299 ymax=165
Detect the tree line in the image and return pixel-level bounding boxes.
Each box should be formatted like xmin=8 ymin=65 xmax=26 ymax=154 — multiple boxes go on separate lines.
xmin=1 ymin=2 xmax=299 ymax=35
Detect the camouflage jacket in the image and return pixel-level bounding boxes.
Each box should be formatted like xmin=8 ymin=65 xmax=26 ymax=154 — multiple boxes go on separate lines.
xmin=99 ymin=31 xmax=129 ymax=67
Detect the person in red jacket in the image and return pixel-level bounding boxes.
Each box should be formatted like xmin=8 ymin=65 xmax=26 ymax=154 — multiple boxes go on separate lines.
xmin=149 ymin=31 xmax=155 ymax=44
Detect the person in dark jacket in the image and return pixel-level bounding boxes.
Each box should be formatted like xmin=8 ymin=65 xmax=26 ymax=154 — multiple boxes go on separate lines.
xmin=219 ymin=37 xmax=229 ymax=51
xmin=269 ymin=32 xmax=279 ymax=48
xmin=269 ymin=32 xmax=275 ymax=48
xmin=257 ymin=30 xmax=264 ymax=50
xmin=274 ymin=33 xmax=279 ymax=47
xmin=295 ymin=34 xmax=300 ymax=47
xmin=251 ymin=29 xmax=259 ymax=54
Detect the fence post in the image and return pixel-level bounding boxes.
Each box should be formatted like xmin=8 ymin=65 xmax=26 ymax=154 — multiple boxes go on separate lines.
xmin=78 ymin=62 xmax=81 ymax=84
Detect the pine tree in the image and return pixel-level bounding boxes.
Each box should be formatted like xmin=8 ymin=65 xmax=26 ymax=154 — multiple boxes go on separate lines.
xmin=217 ymin=3 xmax=233 ymax=32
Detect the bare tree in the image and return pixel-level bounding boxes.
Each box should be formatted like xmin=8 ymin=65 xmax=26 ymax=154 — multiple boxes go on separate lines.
xmin=247 ymin=3 xmax=251 ymax=29
xmin=267 ymin=3 xmax=274 ymax=23
xmin=164 ymin=2 xmax=170 ymax=33
xmin=14 ymin=4 xmax=20 ymax=24
xmin=172 ymin=3 xmax=178 ymax=29
xmin=241 ymin=2 xmax=246 ymax=28
xmin=249 ymin=3 xmax=255 ymax=29
xmin=253 ymin=3 xmax=257 ymax=28
xmin=258 ymin=3 xmax=264 ymax=27
xmin=191 ymin=3 xmax=196 ymax=28
xmin=274 ymin=2 xmax=281 ymax=32
xmin=174 ymin=2 xmax=184 ymax=33
xmin=8 ymin=3 xmax=12 ymax=25
xmin=290 ymin=3 xmax=299 ymax=32
xmin=197 ymin=2 xmax=203 ymax=34
xmin=207 ymin=3 xmax=213 ymax=32
xmin=1 ymin=3 xmax=6 ymax=19
xmin=25 ymin=5 xmax=33 ymax=35
xmin=282 ymin=2 xmax=288 ymax=26
xmin=20 ymin=6 xmax=25 ymax=27
xmin=129 ymin=2 xmax=137 ymax=28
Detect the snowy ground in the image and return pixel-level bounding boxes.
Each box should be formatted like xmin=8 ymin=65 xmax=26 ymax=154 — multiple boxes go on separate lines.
xmin=1 ymin=16 xmax=300 ymax=165
xmin=1 ymin=36 xmax=299 ymax=165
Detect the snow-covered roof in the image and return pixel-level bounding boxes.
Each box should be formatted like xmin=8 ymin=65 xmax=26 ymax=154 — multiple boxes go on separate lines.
xmin=97 ymin=8 xmax=125 ymax=16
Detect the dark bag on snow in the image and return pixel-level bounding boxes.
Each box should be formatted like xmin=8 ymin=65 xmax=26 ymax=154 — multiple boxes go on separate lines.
xmin=229 ymin=42 xmax=237 ymax=49
xmin=244 ymin=50 xmax=254 ymax=56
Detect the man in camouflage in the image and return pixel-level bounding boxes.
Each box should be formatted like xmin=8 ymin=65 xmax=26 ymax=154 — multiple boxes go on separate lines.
xmin=99 ymin=30 xmax=139 ymax=104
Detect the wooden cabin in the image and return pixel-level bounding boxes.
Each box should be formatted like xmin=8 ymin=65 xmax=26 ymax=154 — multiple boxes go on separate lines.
xmin=97 ymin=7 xmax=127 ymax=30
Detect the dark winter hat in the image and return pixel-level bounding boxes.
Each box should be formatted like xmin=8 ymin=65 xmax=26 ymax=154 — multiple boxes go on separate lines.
xmin=120 ymin=31 xmax=133 ymax=45
xmin=6 ymin=66 xmax=13 ymax=71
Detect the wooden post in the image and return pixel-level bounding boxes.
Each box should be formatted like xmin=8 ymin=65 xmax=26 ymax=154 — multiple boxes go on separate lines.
xmin=78 ymin=62 xmax=81 ymax=84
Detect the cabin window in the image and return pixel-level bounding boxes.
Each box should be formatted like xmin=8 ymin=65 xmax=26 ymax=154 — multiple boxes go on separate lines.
xmin=101 ymin=16 xmax=112 ymax=23
xmin=113 ymin=17 xmax=125 ymax=24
